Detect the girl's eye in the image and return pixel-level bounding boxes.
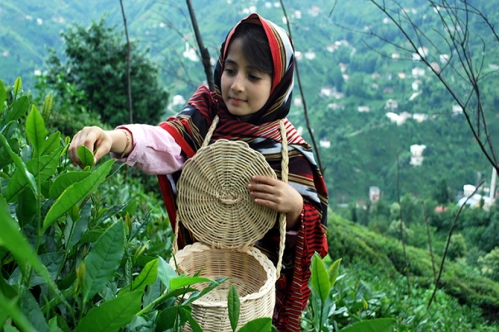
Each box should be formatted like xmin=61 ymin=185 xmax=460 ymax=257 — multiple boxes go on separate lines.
xmin=224 ymin=68 xmax=235 ymax=75
xmin=249 ymin=74 xmax=261 ymax=81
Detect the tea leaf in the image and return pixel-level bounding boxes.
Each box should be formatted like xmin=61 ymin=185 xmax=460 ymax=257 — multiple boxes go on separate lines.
xmin=77 ymin=145 xmax=94 ymax=168
xmin=228 ymin=285 xmax=241 ymax=331
xmin=0 ymin=196 xmax=66 ymax=307
xmin=5 ymin=147 xmax=63 ymax=202
xmin=41 ymin=131 xmax=61 ymax=156
xmin=20 ymin=288 xmax=50 ymax=332
xmin=76 ymin=290 xmax=142 ymax=332
xmin=82 ymin=220 xmax=125 ymax=302
xmin=43 ymin=159 xmax=114 ymax=231
xmin=329 ymin=258 xmax=342 ymax=287
xmin=157 ymin=256 xmax=178 ymax=288
xmin=49 ymin=171 xmax=91 ymax=200
xmin=0 ymin=133 xmax=37 ymax=197
xmin=310 ymin=253 xmax=330 ymax=303
xmin=0 ymin=291 xmax=36 ymax=332
xmin=13 ymin=77 xmax=22 ymax=99
xmin=120 ymin=258 xmax=158 ymax=295
xmin=237 ymin=317 xmax=272 ymax=332
xmin=26 ymin=105 xmax=48 ymax=157
xmin=9 ymin=96 xmax=30 ymax=122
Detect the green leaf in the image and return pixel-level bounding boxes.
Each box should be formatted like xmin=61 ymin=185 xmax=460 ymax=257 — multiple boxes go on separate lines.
xmin=9 ymin=96 xmax=30 ymax=121
xmin=329 ymin=258 xmax=342 ymax=287
xmin=20 ymin=288 xmax=50 ymax=332
xmin=156 ymin=306 xmax=187 ymax=331
xmin=13 ymin=77 xmax=22 ymax=98
xmin=0 ymin=292 xmax=36 ymax=332
xmin=339 ymin=318 xmax=396 ymax=332
xmin=228 ymin=285 xmax=240 ymax=331
xmin=82 ymin=220 xmax=125 ymax=302
xmin=49 ymin=171 xmax=91 ymax=200
xmin=5 ymin=147 xmax=63 ymax=202
xmin=41 ymin=131 xmax=61 ymax=156
xmin=0 ymin=196 xmax=57 ymax=288
xmin=26 ymin=105 xmax=48 ymax=157
xmin=120 ymin=259 xmax=158 ymax=295
xmin=77 ymin=145 xmax=95 ymax=167
xmin=310 ymin=253 xmax=330 ymax=303
xmin=0 ymin=79 xmax=6 ymax=107
xmin=170 ymin=276 xmax=214 ymax=291
xmin=0 ymin=133 xmax=38 ymax=197
xmin=157 ymin=256 xmax=178 ymax=288
xmin=43 ymin=158 xmax=114 ymax=231
xmin=237 ymin=317 xmax=272 ymax=332
xmin=76 ymin=290 xmax=142 ymax=332
xmin=183 ymin=277 xmax=229 ymax=305
xmin=42 ymin=93 xmax=53 ymax=121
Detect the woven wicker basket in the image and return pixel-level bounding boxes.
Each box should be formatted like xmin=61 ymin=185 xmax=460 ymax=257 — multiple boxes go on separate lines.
xmin=170 ymin=116 xmax=288 ymax=331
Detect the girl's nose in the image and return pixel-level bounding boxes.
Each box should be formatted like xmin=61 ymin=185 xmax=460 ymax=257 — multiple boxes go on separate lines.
xmin=231 ymin=74 xmax=244 ymax=92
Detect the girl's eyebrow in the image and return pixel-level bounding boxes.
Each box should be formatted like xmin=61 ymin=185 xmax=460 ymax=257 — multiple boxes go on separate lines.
xmin=225 ymin=58 xmax=260 ymax=71
xmin=225 ymin=59 xmax=238 ymax=66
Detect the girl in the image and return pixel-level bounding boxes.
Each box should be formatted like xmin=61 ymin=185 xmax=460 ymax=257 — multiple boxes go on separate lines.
xmin=69 ymin=13 xmax=328 ymax=331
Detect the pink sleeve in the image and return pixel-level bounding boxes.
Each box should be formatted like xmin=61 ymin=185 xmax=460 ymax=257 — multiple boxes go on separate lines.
xmin=110 ymin=124 xmax=185 ymax=175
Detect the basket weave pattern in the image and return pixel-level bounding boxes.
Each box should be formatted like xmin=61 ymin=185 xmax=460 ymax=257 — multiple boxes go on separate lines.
xmin=171 ymin=116 xmax=288 ymax=331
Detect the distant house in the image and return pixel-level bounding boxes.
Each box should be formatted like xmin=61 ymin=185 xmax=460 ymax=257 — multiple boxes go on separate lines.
xmin=392 ymin=53 xmax=401 ymax=60
xmin=358 ymin=106 xmax=371 ymax=113
xmin=397 ymin=72 xmax=406 ymax=79
xmin=413 ymin=113 xmax=428 ymax=122
xmin=385 ymin=99 xmax=398 ymax=110
xmin=369 ymin=186 xmax=381 ymax=203
xmin=320 ymin=138 xmax=331 ymax=149
xmin=417 ymin=46 xmax=429 ymax=58
xmin=440 ymin=54 xmax=450 ymax=64
xmin=412 ymin=79 xmax=422 ymax=91
xmin=412 ymin=67 xmax=426 ymax=78
xmin=430 ymin=62 xmax=441 ymax=73
xmin=458 ymin=184 xmax=495 ymax=211
xmin=327 ymin=103 xmax=345 ymax=110
xmin=294 ymin=97 xmax=303 ymax=107
xmin=452 ymin=104 xmax=463 ymax=114
xmin=410 ymin=144 xmax=426 ymax=166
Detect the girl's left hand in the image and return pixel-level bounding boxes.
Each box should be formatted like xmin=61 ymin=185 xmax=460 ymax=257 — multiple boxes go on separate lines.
xmin=248 ymin=175 xmax=303 ymax=229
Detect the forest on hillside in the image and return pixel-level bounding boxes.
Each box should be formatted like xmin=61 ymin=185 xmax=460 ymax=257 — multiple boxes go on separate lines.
xmin=1 ymin=0 xmax=498 ymax=203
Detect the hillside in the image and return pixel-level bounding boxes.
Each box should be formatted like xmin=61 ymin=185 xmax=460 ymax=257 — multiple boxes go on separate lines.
xmin=328 ymin=213 xmax=499 ymax=324
xmin=1 ymin=0 xmax=498 ymax=203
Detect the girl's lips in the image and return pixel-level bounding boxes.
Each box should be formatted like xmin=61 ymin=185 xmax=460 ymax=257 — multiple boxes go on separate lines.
xmin=230 ymin=97 xmax=246 ymax=105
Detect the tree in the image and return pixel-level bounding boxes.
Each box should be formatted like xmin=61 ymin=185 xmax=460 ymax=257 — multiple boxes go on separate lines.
xmin=432 ymin=179 xmax=451 ymax=205
xmin=45 ymin=17 xmax=168 ymax=127
xmin=479 ymin=247 xmax=499 ymax=282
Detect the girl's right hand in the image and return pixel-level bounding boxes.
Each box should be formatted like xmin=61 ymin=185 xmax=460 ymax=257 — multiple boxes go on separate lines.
xmin=69 ymin=126 xmax=113 ymax=168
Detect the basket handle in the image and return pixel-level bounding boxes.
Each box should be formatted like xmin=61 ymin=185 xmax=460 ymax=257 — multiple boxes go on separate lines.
xmin=202 ymin=115 xmax=219 ymax=147
xmin=173 ymin=116 xmax=220 ymax=254
xmin=275 ymin=120 xmax=288 ymax=279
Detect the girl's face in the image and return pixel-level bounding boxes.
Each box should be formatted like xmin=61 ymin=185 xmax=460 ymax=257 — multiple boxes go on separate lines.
xmin=221 ymin=38 xmax=272 ymax=121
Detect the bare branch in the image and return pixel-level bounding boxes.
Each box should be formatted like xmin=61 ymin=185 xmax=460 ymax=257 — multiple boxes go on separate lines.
xmin=279 ymin=0 xmax=325 ymax=174
xmin=428 ymin=181 xmax=484 ymax=308
xmin=119 ymin=0 xmax=133 ymax=123
xmin=186 ymin=0 xmax=214 ymax=91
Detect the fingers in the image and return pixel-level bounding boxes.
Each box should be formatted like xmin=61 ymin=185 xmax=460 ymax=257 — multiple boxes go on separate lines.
xmin=68 ymin=126 xmax=107 ymax=168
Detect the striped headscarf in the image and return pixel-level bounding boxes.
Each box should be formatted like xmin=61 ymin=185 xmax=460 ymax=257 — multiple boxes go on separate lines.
xmin=158 ymin=13 xmax=328 ymax=331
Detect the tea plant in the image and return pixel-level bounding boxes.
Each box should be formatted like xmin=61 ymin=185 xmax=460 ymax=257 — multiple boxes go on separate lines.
xmin=0 ymin=77 xmax=230 ymax=331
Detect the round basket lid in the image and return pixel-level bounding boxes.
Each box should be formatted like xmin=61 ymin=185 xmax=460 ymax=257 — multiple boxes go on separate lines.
xmin=176 ymin=139 xmax=278 ymax=249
